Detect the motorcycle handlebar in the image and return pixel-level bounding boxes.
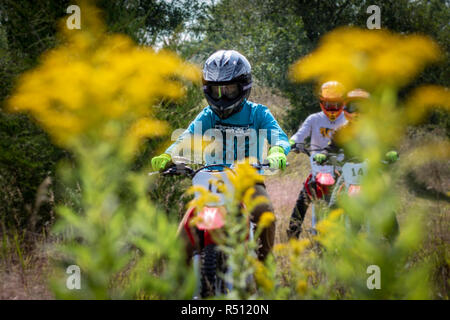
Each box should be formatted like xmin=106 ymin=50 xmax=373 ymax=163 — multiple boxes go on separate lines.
xmin=291 ymin=143 xmax=342 ymax=158
xmin=148 ymin=162 xmax=289 ymax=178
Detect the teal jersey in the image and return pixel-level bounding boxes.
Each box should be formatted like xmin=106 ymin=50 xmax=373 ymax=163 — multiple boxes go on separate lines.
xmin=166 ymin=100 xmax=290 ymax=165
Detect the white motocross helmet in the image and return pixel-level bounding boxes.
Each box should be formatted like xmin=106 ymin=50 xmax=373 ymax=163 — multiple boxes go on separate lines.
xmin=202 ymin=50 xmax=252 ymax=119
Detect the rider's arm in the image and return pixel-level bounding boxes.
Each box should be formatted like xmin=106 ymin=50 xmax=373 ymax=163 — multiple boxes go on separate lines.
xmin=165 ymin=107 xmax=214 ymax=156
xmin=258 ymin=105 xmax=290 ymax=154
xmin=290 ymin=114 xmax=313 ymax=144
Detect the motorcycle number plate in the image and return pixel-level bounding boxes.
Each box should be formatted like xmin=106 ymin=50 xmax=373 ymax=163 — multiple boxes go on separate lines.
xmin=310 ymin=155 xmax=334 ymax=177
xmin=342 ymin=162 xmax=367 ymax=186
xmin=192 ymin=170 xmax=234 ymax=206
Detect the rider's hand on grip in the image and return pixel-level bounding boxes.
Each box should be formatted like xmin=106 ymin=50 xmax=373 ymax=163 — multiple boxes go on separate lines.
xmin=385 ymin=150 xmax=399 ymax=164
xmin=151 ymin=153 xmax=172 ymax=171
xmin=313 ymin=153 xmax=327 ymax=164
xmin=292 ymin=143 xmax=306 ymax=154
xmin=289 ymin=139 xmax=296 ymax=147
xmin=267 ymin=146 xmax=287 ymax=170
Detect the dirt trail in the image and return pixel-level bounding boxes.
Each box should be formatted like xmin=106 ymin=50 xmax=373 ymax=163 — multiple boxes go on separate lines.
xmin=0 ymin=255 xmax=52 ymax=299
xmin=265 ymin=152 xmax=313 ymax=244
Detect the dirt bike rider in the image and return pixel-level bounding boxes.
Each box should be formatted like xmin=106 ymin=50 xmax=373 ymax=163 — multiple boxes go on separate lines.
xmin=151 ymin=50 xmax=291 ymax=261
xmin=316 ymin=88 xmax=400 ymax=241
xmin=286 ymin=81 xmax=348 ymax=239
xmin=317 ymin=88 xmax=399 ymax=163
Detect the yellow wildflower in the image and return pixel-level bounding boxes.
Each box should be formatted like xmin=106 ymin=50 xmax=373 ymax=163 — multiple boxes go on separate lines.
xmin=315 ymin=219 xmax=333 ymax=235
xmin=124 ymin=118 xmax=169 ymax=156
xmin=226 ymin=162 xmax=265 ymax=199
xmin=187 ymin=186 xmax=221 ymax=211
xmin=258 ymin=211 xmax=275 ymax=229
xmin=289 ymin=238 xmax=312 ymax=256
xmin=291 ymin=27 xmax=441 ymax=90
xmin=329 ymin=208 xmax=345 ymax=221
xmin=250 ymin=257 xmax=274 ymax=292
xmin=242 ymin=187 xmax=256 ymax=208
xmin=273 ymin=243 xmax=288 ymax=255
xmin=296 ymin=280 xmax=308 ymax=295
xmin=6 ymin=1 xmax=200 ymax=156
xmin=242 ymin=187 xmax=269 ymax=216
xmin=405 ymin=85 xmax=450 ymax=123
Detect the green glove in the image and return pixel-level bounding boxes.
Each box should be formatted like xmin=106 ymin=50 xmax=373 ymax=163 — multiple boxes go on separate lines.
xmin=267 ymin=146 xmax=287 ymax=170
xmin=151 ymin=153 xmax=172 ymax=171
xmin=289 ymin=139 xmax=296 ymax=147
xmin=385 ymin=150 xmax=399 ymax=163
xmin=313 ymin=153 xmax=327 ymax=164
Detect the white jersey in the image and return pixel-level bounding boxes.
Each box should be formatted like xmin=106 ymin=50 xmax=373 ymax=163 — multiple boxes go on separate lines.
xmin=291 ymin=112 xmax=347 ymax=154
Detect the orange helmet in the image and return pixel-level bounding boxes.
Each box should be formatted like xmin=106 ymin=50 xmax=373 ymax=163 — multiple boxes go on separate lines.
xmin=319 ymin=81 xmax=345 ymax=121
xmin=344 ymin=89 xmax=370 ymax=121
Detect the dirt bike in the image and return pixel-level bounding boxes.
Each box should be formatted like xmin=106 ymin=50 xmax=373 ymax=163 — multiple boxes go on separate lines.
xmin=326 ymin=154 xmax=400 ymax=241
xmin=149 ymin=161 xmax=274 ymax=298
xmin=328 ymin=157 xmax=368 ymax=207
xmin=293 ymin=144 xmax=399 ymax=240
xmin=327 ymin=149 xmax=401 ymax=206
xmin=291 ymin=143 xmax=342 ymax=235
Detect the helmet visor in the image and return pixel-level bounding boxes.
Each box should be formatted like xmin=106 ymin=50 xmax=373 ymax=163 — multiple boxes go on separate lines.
xmin=209 ymin=84 xmax=240 ymax=100
xmin=321 ymin=100 xmax=344 ymax=111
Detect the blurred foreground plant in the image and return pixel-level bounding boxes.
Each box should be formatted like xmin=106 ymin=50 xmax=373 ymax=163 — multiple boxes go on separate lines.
xmin=284 ymin=27 xmax=449 ymax=299
xmin=182 ymin=26 xmax=449 ymax=298
xmin=7 ymin=1 xmax=200 ymax=299
xmin=187 ymin=161 xmax=278 ymax=299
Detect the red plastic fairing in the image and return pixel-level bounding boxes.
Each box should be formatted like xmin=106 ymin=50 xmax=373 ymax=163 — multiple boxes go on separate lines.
xmin=304 ymin=173 xmax=330 ymax=199
xmin=197 ymin=207 xmax=225 ymax=230
xmin=316 ymin=172 xmax=335 ymax=186
xmin=348 ymin=185 xmax=361 ymax=196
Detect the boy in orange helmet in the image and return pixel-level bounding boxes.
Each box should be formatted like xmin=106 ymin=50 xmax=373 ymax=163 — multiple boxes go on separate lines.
xmin=328 ymin=88 xmax=399 ymax=163
xmin=286 ymin=81 xmax=348 ymax=239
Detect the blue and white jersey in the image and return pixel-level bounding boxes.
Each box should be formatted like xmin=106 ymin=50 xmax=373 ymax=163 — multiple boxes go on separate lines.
xmin=166 ymin=100 xmax=290 ymax=165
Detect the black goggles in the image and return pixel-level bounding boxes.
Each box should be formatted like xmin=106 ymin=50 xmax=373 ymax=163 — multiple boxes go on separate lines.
xmin=207 ymin=83 xmax=240 ymax=100
xmin=344 ymin=101 xmax=359 ymax=114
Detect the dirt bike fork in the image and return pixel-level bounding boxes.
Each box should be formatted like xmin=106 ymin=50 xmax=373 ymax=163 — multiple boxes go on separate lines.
xmin=328 ymin=174 xmax=344 ymax=208
xmin=311 ymin=203 xmax=317 ymax=235
xmin=192 ymin=252 xmax=201 ymax=299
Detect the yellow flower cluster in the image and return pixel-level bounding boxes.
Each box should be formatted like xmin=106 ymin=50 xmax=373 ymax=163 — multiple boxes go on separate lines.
xmin=250 ymin=257 xmax=274 ymax=293
xmin=290 ymin=238 xmax=312 ymax=256
xmin=187 ymin=186 xmax=221 ymax=214
xmin=273 ymin=238 xmax=314 ymax=297
xmin=291 ymin=27 xmax=441 ymax=90
xmin=186 ymin=162 xmax=268 ymax=221
xmin=314 ymin=208 xmax=345 ymax=244
xmin=258 ymin=211 xmax=275 ymax=229
xmin=7 ymin=1 xmax=199 ymax=155
xmin=296 ymin=279 xmax=308 ymax=295
xmin=405 ymin=85 xmax=450 ymax=123
xmin=274 ymin=238 xmax=312 ymax=257
xmin=226 ymin=162 xmax=265 ymax=198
